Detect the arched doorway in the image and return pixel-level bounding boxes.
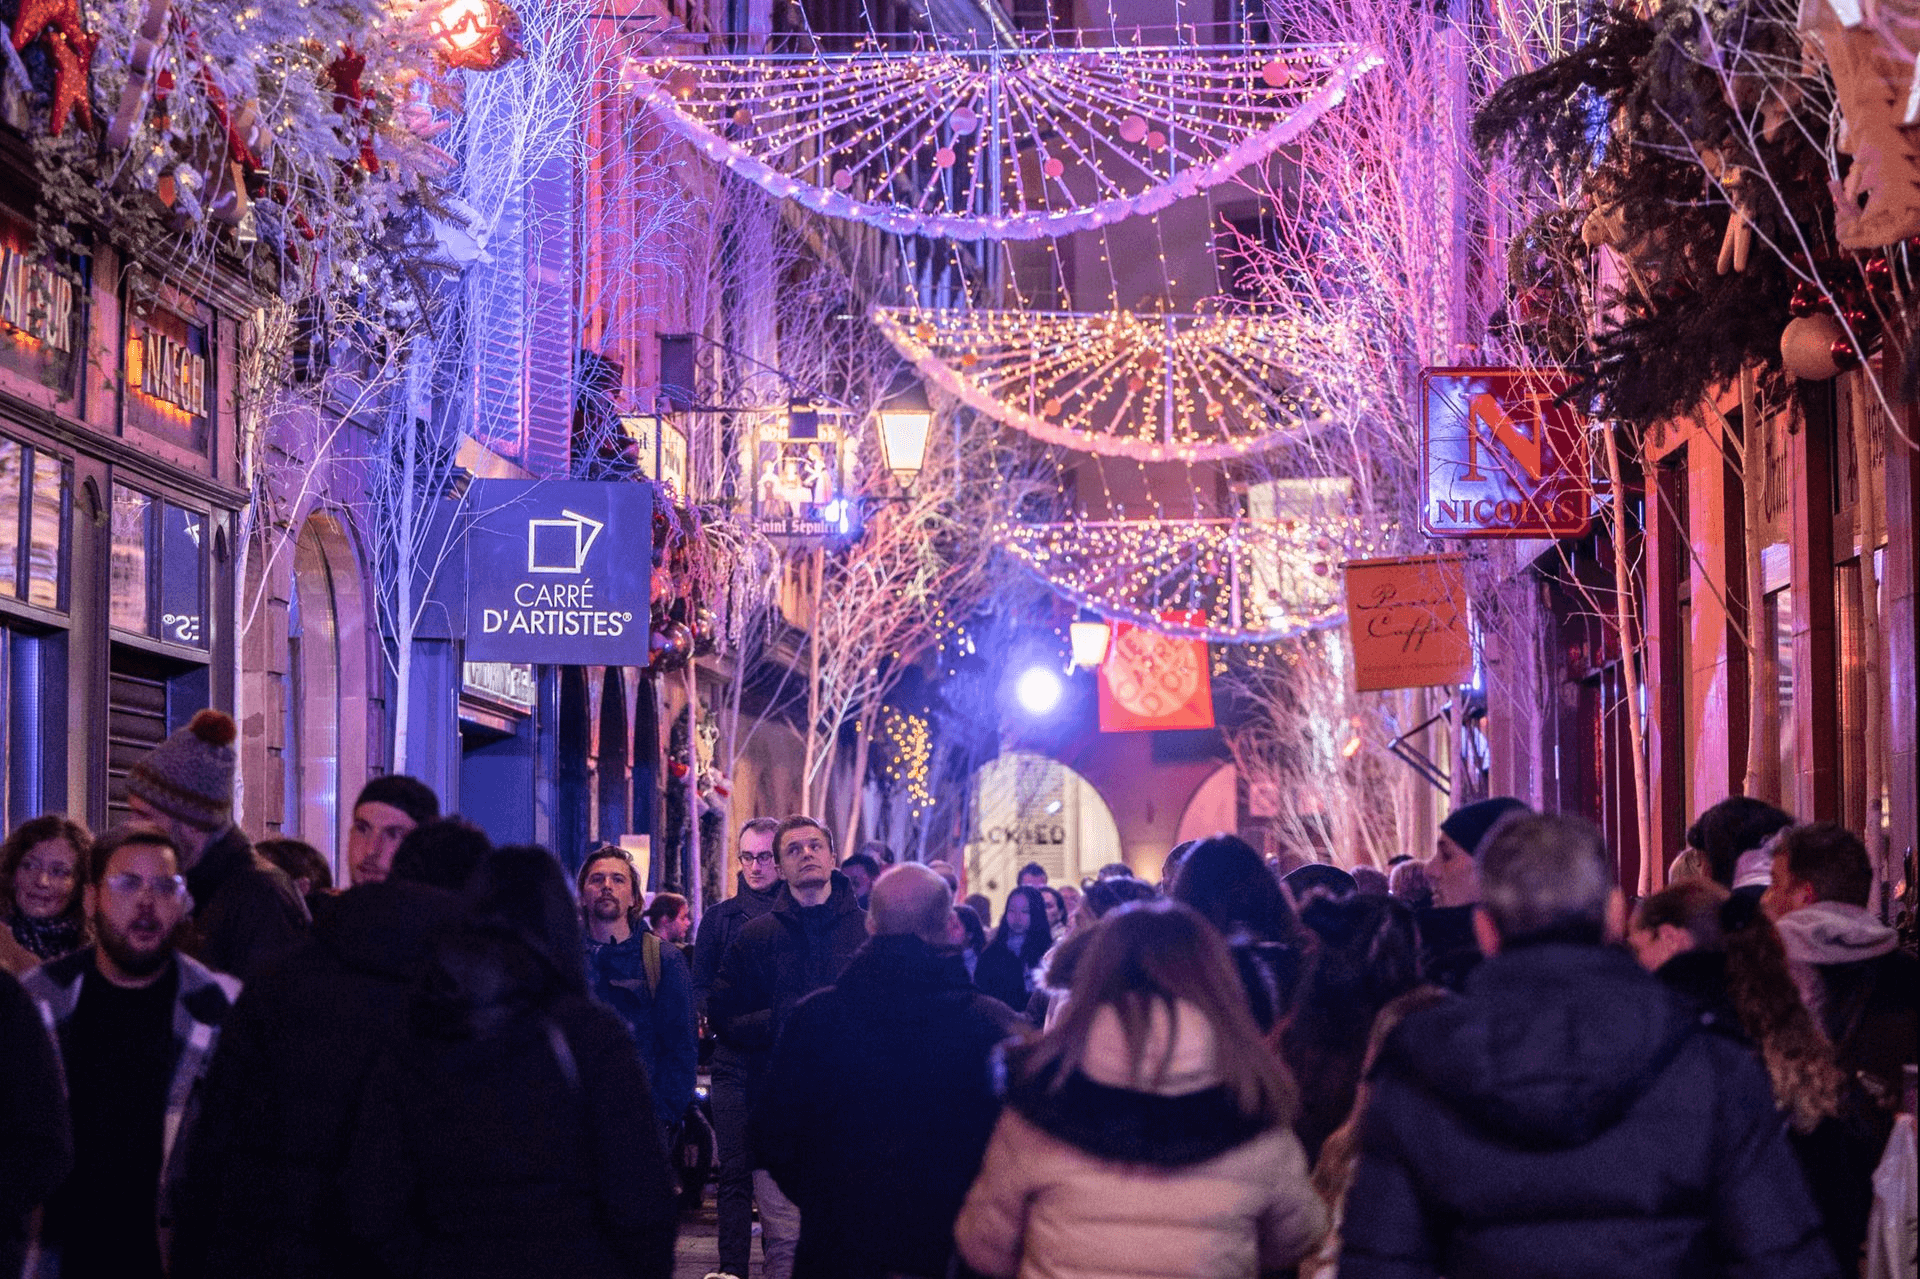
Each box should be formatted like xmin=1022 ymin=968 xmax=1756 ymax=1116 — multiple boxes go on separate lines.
xmin=284 ymin=514 xmax=368 ymax=877
xmin=965 ymin=752 xmax=1121 ymax=902
xmin=1174 ymin=763 xmax=1239 ymax=845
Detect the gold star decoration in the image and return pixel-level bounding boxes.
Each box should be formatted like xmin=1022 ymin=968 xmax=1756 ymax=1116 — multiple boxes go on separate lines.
xmin=9 ymin=0 xmax=97 ymax=135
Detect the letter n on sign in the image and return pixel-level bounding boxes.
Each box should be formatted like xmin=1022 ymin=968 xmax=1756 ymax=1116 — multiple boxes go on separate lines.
xmin=1344 ymin=556 xmax=1473 ymax=692
xmin=1421 ymin=367 xmax=1590 ymax=538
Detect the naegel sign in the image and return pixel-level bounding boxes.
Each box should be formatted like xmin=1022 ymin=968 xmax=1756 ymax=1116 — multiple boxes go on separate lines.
xmin=465 ymin=481 xmax=652 ymax=665
xmin=1421 ymin=367 xmax=1590 ymax=538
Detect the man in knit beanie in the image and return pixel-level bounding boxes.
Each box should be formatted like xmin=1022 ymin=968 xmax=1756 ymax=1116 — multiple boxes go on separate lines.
xmin=1417 ymin=795 xmax=1531 ymax=991
xmin=126 ymin=709 xmax=308 ymax=983
xmin=345 ymin=775 xmax=440 ymax=886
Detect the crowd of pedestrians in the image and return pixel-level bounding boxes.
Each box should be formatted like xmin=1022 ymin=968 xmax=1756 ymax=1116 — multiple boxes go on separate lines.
xmin=0 ymin=705 xmax=1915 ymax=1279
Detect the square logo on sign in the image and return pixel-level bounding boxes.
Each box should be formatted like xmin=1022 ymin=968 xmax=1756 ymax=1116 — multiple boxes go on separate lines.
xmin=1421 ymin=368 xmax=1590 ymax=538
xmin=527 ymin=510 xmax=604 ymax=574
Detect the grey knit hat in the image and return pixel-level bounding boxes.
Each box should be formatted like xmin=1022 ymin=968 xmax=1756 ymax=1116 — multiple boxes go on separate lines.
xmin=127 ymin=709 xmax=238 ymax=830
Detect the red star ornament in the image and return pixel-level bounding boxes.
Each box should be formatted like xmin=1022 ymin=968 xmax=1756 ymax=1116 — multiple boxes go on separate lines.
xmin=44 ymin=26 xmax=96 ymax=134
xmin=10 ymin=0 xmax=97 ymax=136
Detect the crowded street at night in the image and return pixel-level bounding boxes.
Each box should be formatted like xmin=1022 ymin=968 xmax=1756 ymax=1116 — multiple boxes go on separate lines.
xmin=0 ymin=0 xmax=1916 ymax=1275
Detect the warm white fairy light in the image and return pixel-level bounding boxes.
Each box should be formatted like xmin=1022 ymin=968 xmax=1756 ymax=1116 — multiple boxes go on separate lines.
xmin=629 ymin=42 xmax=1382 ymax=241
xmin=994 ymin=516 xmax=1378 ymax=643
xmin=874 ymin=306 xmax=1360 ymax=461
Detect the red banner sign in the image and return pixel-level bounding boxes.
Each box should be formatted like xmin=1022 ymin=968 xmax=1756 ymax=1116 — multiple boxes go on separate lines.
xmin=1421 ymin=367 xmax=1590 ymax=538
xmin=1097 ymin=616 xmax=1214 ymax=732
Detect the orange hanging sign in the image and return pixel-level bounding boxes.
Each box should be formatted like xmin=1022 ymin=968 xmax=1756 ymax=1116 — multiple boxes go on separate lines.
xmin=1344 ymin=555 xmax=1473 ymax=692
xmin=1097 ymin=614 xmax=1215 ymax=732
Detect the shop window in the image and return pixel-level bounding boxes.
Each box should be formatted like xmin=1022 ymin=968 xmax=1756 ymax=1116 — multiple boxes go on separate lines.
xmin=0 ymin=438 xmax=68 ymax=610
xmin=160 ymin=504 xmax=206 ymax=646
xmin=26 ymin=452 xmax=67 ymax=610
xmin=0 ymin=439 xmax=20 ymax=598
xmin=0 ymin=624 xmax=68 ymax=831
xmin=110 ymin=486 xmax=151 ymax=633
xmin=109 ymin=485 xmax=207 ymax=649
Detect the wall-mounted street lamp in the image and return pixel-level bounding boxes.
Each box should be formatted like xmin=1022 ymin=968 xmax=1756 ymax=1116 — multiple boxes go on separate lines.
xmin=429 ymin=0 xmax=524 ymax=71
xmin=876 ymin=376 xmax=933 ymax=491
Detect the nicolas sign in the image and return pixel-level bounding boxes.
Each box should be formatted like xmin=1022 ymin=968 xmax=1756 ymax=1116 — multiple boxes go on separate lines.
xmin=464 ymin=481 xmax=652 ymax=665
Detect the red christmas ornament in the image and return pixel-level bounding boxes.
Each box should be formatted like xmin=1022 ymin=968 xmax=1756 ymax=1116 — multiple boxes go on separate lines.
xmin=10 ymin=0 xmax=97 ymax=136
xmin=428 ymin=0 xmax=523 ymax=73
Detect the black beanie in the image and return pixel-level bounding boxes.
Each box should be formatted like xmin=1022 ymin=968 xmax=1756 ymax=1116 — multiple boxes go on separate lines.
xmin=1439 ymin=796 xmax=1530 ymax=858
xmin=354 ymin=775 xmax=441 ymax=826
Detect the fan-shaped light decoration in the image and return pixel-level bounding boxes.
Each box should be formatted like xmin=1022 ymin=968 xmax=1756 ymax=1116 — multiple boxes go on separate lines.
xmin=629 ymin=42 xmax=1381 ymax=241
xmin=874 ymin=307 xmax=1354 ymax=461
xmin=995 ymin=516 xmax=1369 ymax=642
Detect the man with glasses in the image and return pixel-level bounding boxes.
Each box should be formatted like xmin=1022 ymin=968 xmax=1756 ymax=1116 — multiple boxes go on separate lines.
xmin=22 ymin=825 xmax=241 ymax=1279
xmin=709 ymin=816 xmax=867 ymax=1279
xmin=696 ymin=816 xmax=790 ymax=1279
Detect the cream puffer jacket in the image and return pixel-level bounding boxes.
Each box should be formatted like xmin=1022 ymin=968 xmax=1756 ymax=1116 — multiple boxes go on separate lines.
xmin=953 ymin=999 xmax=1326 ymax=1279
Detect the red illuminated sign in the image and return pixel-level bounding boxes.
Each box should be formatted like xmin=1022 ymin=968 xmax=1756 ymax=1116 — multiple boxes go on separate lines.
xmin=1421 ymin=367 xmax=1590 ymax=538
xmin=1096 ymin=614 xmax=1214 ymax=733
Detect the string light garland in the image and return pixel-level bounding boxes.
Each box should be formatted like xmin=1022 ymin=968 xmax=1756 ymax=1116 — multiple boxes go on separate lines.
xmin=627 ymin=41 xmax=1381 ymax=241
xmin=874 ymin=306 xmax=1357 ymax=460
xmin=878 ymin=707 xmax=935 ymax=819
xmin=994 ymin=516 xmax=1377 ymax=643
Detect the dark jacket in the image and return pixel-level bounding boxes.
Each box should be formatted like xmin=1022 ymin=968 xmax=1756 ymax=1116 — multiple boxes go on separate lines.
xmin=972 ymin=942 xmax=1034 ymax=1015
xmin=183 ymin=826 xmax=310 ymax=984
xmin=1812 ymin=947 xmax=1918 ymax=1111
xmin=344 ymin=933 xmax=678 ymax=1279
xmin=172 ymin=881 xmax=463 ymax=1279
xmin=752 ymin=934 xmax=1017 ymax=1279
xmin=1655 ymin=949 xmax=1883 ymax=1273
xmin=584 ymin=924 xmax=698 ymax=1132
xmin=0 ymin=969 xmax=70 ymax=1279
xmin=707 ymin=872 xmax=866 ymax=1094
xmin=24 ymin=949 xmax=240 ymax=1274
xmin=691 ymin=873 xmax=780 ymax=1017
xmin=1339 ymin=943 xmax=1837 ymax=1279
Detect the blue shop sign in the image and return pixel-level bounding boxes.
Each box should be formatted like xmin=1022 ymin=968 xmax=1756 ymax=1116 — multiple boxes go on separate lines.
xmin=465 ymin=480 xmax=652 ymax=665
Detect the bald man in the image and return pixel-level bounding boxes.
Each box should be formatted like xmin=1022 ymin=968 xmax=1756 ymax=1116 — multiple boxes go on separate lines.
xmin=751 ymin=866 xmax=1017 ymax=1279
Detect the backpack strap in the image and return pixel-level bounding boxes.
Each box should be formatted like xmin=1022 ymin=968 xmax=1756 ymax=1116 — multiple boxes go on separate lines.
xmin=643 ymin=931 xmax=661 ymax=997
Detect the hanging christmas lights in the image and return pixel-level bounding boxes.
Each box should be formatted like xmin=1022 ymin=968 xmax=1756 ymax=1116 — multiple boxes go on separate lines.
xmin=628 ymin=41 xmax=1381 ymax=241
xmin=994 ymin=516 xmax=1376 ymax=643
xmin=873 ymin=306 xmax=1357 ymax=460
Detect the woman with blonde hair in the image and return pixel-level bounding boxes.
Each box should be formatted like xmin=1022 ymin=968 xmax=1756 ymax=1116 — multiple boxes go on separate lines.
xmin=954 ymin=900 xmax=1326 ymax=1279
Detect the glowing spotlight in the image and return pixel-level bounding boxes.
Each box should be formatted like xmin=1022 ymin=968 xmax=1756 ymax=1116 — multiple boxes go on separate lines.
xmin=1014 ymin=666 xmax=1064 ymax=716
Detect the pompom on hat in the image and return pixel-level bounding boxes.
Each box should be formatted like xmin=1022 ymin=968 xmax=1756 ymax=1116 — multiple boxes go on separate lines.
xmin=126 ymin=708 xmax=238 ymax=831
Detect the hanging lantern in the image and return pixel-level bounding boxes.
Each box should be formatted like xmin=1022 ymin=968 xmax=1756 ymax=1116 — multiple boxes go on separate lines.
xmin=428 ymin=0 xmax=523 ymax=72
xmin=1069 ymin=619 xmax=1112 ymax=670
xmin=876 ymin=375 xmax=933 ymax=490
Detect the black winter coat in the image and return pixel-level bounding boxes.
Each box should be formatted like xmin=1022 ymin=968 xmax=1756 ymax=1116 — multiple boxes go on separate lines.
xmin=1339 ymin=943 xmax=1837 ymax=1279
xmin=182 ymin=826 xmax=310 ymax=984
xmin=752 ymin=935 xmax=1017 ymax=1279
xmin=707 ymin=873 xmax=866 ymax=1096
xmin=691 ymin=873 xmax=781 ymax=1019
xmin=1656 ymin=949 xmax=1883 ymax=1273
xmin=0 ymin=969 xmax=70 ymax=1279
xmin=173 ymin=881 xmax=463 ymax=1279
xmin=972 ymin=941 xmax=1034 ymax=1015
xmin=1812 ymin=946 xmax=1918 ymax=1112
xmin=344 ymin=937 xmax=678 ymax=1279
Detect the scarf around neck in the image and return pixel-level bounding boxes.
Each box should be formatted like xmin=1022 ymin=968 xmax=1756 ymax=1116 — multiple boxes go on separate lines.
xmin=10 ymin=910 xmax=86 ymax=961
